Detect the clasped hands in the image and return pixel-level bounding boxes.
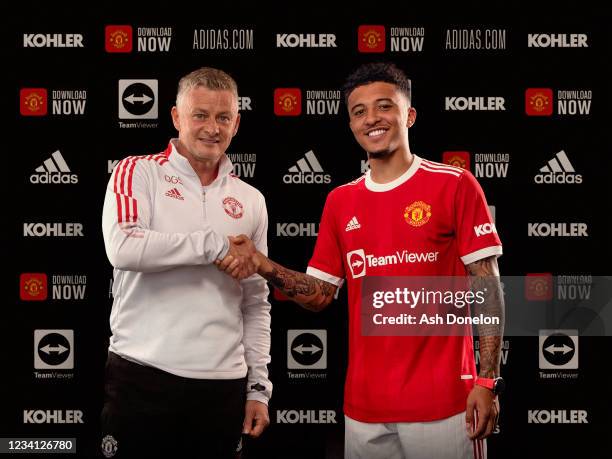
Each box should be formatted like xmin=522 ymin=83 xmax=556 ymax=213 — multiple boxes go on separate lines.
xmin=215 ymin=235 xmax=259 ymax=280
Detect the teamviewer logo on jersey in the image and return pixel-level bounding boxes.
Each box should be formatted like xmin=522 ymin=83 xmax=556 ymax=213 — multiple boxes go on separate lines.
xmin=346 ymin=249 xmax=366 ymax=278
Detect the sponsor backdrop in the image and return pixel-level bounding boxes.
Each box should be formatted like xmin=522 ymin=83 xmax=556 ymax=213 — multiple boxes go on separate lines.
xmin=7 ymin=6 xmax=610 ymax=459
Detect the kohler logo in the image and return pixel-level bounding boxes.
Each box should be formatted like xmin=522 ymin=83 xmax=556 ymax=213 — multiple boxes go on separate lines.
xmin=23 ymin=34 xmax=84 ymax=48
xmin=527 ymin=410 xmax=587 ymax=424
xmin=276 ymin=410 xmax=337 ymax=424
xmin=276 ymin=223 xmax=318 ymax=237
xmin=23 ymin=223 xmax=83 ymax=237
xmin=24 ymin=410 xmax=84 ymax=424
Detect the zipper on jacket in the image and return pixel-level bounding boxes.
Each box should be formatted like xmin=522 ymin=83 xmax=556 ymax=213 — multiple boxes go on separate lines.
xmin=201 ymin=188 xmax=208 ymax=222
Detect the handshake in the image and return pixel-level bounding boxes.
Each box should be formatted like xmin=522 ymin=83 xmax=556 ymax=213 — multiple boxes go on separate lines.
xmin=215 ymin=234 xmax=262 ymax=280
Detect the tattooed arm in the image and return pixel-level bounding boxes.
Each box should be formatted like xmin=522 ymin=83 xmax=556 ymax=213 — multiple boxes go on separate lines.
xmin=467 ymin=255 xmax=505 ymax=378
xmin=256 ymin=256 xmax=337 ymax=312
xmin=215 ymin=235 xmax=337 ymax=312
xmin=465 ymin=255 xmax=505 ymax=440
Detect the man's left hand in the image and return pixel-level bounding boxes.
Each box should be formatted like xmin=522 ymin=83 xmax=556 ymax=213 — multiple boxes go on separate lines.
xmin=243 ymin=400 xmax=270 ymax=438
xmin=465 ymin=385 xmax=499 ymax=440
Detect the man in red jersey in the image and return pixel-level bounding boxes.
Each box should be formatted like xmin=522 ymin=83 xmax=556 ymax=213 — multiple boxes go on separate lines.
xmin=218 ymin=62 xmax=505 ymax=459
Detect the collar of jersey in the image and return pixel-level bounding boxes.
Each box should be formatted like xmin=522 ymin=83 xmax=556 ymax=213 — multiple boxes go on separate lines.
xmin=365 ymin=155 xmax=422 ymax=192
xmin=167 ymin=139 xmax=234 ymax=184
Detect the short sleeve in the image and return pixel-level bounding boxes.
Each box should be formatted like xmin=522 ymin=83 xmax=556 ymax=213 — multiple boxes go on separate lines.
xmin=306 ymin=190 xmax=345 ymax=286
xmin=454 ymin=171 xmax=503 ymax=265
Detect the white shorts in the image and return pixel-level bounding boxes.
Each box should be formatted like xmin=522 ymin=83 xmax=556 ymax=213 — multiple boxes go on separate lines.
xmin=345 ymin=411 xmax=486 ymax=459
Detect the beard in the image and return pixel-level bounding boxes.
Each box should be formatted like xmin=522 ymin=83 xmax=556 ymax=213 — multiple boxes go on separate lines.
xmin=367 ymin=148 xmax=393 ymax=160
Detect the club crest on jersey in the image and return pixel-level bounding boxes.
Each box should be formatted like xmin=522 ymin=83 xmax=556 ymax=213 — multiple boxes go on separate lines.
xmin=404 ymin=201 xmax=431 ymax=227
xmin=223 ymin=197 xmax=244 ymax=219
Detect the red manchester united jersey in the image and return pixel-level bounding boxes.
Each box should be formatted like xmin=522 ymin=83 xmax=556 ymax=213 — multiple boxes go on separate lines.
xmin=307 ymin=156 xmax=502 ymax=422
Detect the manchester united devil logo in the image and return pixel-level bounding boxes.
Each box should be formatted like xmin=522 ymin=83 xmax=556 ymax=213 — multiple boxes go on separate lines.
xmin=223 ymin=197 xmax=244 ymax=219
xmin=404 ymin=201 xmax=431 ymax=227
xmin=109 ymin=30 xmax=130 ymax=50
xmin=278 ymin=93 xmax=297 ymax=113
xmin=362 ymin=29 xmax=382 ymax=49
xmin=24 ymin=93 xmax=44 ymax=113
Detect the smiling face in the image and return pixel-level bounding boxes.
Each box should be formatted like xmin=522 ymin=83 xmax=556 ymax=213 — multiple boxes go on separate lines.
xmin=347 ymin=81 xmax=416 ymax=159
xmin=171 ymin=86 xmax=240 ymax=165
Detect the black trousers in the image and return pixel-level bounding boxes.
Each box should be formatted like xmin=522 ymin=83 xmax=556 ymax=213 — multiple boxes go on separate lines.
xmin=99 ymin=352 xmax=246 ymax=458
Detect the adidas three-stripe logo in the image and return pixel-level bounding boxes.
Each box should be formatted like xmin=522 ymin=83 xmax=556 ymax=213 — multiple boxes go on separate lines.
xmin=165 ymin=188 xmax=184 ymax=200
xmin=539 ymin=150 xmax=575 ymax=173
xmin=35 ymin=150 xmax=71 ymax=173
xmin=345 ymin=216 xmax=361 ymax=231
xmin=534 ymin=150 xmax=582 ymax=184
xmin=30 ymin=150 xmax=78 ymax=184
xmin=283 ymin=150 xmax=331 ymax=184
xmin=288 ymin=150 xmax=324 ymax=173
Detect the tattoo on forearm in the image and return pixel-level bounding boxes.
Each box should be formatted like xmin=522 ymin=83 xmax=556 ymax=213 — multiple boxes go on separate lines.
xmin=262 ymin=260 xmax=335 ymax=311
xmin=319 ymin=280 xmax=334 ymax=298
xmin=267 ymin=266 xmax=316 ymax=297
xmin=468 ymin=256 xmax=505 ymax=378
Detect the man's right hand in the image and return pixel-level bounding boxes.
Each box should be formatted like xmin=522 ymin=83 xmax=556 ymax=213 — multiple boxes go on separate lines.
xmin=215 ymin=235 xmax=259 ymax=280
xmin=218 ymin=238 xmax=336 ymax=312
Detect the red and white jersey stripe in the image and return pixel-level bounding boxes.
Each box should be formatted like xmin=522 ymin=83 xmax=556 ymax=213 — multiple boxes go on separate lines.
xmin=113 ymin=151 xmax=169 ymax=223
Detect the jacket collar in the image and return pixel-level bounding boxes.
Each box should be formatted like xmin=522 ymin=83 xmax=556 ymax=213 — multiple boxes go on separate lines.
xmin=167 ymin=139 xmax=234 ymax=184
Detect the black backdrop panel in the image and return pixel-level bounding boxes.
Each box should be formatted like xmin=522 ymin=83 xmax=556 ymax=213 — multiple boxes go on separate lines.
xmin=6 ymin=5 xmax=611 ymax=459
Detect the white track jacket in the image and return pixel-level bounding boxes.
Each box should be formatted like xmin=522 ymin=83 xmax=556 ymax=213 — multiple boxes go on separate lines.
xmin=102 ymin=139 xmax=272 ymax=404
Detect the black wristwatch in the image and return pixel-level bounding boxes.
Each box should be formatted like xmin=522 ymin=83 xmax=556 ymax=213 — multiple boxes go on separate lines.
xmin=475 ymin=376 xmax=505 ymax=395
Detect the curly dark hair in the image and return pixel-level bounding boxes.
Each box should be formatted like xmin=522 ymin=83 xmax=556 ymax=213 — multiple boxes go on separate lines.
xmin=342 ymin=62 xmax=411 ymax=105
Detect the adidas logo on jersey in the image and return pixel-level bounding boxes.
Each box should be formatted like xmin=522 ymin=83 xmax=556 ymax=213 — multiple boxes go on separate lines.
xmin=534 ymin=150 xmax=582 ymax=184
xmin=165 ymin=188 xmax=184 ymax=200
xmin=345 ymin=217 xmax=361 ymax=232
xmin=283 ymin=150 xmax=331 ymax=184
xmin=30 ymin=150 xmax=78 ymax=184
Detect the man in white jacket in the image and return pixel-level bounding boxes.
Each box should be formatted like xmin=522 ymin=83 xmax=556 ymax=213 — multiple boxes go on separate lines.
xmin=100 ymin=67 xmax=271 ymax=458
